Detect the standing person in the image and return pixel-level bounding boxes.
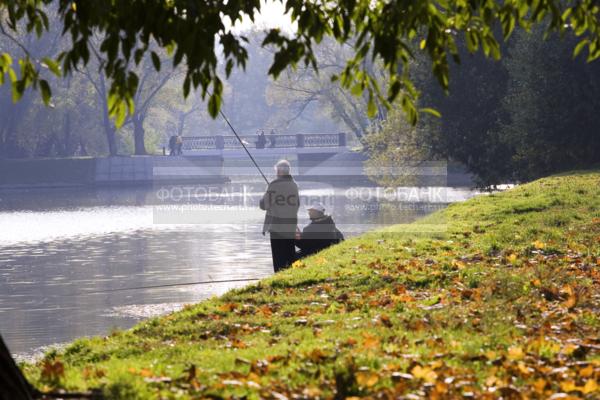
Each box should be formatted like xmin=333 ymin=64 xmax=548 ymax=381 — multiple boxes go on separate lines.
xmin=268 ymin=129 xmax=276 ymax=148
xmin=256 ymin=130 xmax=266 ymax=149
xmin=295 ymin=202 xmax=344 ymax=258
xmin=176 ymin=134 xmax=183 ymax=155
xmin=260 ymin=160 xmax=299 ymax=272
xmin=168 ymin=135 xmax=177 ymax=156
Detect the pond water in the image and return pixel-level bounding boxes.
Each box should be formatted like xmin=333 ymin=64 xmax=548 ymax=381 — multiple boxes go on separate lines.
xmin=0 ymin=182 xmax=479 ymax=360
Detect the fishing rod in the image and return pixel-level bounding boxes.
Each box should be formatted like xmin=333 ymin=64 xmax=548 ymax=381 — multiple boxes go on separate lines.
xmin=217 ymin=105 xmax=270 ymax=185
xmin=85 ymin=277 xmax=264 ymax=294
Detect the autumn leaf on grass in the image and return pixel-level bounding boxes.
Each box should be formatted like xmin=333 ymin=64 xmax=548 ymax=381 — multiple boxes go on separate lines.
xmin=379 ymin=314 xmax=393 ymax=328
xmin=355 ymin=371 xmax=379 ymax=387
xmin=580 ymin=364 xmax=594 ymax=378
xmin=561 ymin=284 xmax=578 ymax=310
xmin=411 ymin=365 xmax=437 ymax=383
xmin=361 ymin=332 xmax=380 ymax=350
xmin=292 ymin=260 xmax=306 ymax=269
xmin=82 ymin=366 xmax=106 ymax=380
xmin=533 ymin=378 xmax=547 ymax=394
xmin=561 ymin=379 xmax=598 ymax=394
xmin=315 ymin=257 xmax=327 ymax=266
xmin=229 ymin=338 xmax=247 ymax=349
xmin=259 ymin=305 xmax=273 ymax=317
xmin=507 ymin=346 xmax=525 ymax=361
xmin=219 ymin=303 xmax=238 ymax=313
xmin=41 ymin=359 xmax=65 ymax=383
xmin=532 ymin=240 xmax=546 ymax=250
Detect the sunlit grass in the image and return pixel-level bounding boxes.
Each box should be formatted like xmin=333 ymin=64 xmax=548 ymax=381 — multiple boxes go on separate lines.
xmin=22 ymin=170 xmax=600 ymax=399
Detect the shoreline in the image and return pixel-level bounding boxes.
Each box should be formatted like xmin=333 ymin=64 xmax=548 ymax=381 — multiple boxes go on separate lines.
xmin=19 ymin=170 xmax=600 ymax=399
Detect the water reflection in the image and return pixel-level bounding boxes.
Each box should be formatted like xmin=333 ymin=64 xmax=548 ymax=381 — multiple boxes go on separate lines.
xmin=0 ymin=184 xmax=478 ymax=359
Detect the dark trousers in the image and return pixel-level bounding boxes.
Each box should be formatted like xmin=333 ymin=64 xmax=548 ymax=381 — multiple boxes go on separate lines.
xmin=270 ymin=234 xmax=296 ymax=272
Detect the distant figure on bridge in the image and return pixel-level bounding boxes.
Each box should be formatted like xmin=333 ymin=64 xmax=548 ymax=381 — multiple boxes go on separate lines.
xmin=268 ymin=129 xmax=276 ymax=148
xmin=176 ymin=134 xmax=183 ymax=155
xmin=260 ymin=160 xmax=299 ymax=272
xmin=295 ymin=202 xmax=344 ymax=258
xmin=168 ymin=135 xmax=177 ymax=156
xmin=256 ymin=130 xmax=266 ymax=149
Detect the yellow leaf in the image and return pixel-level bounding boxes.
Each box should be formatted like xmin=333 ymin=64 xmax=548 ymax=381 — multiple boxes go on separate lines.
xmin=411 ymin=365 xmax=437 ymax=383
xmin=562 ymin=285 xmax=578 ymax=310
xmin=292 ymin=260 xmax=306 ymax=269
xmin=583 ymin=379 xmax=598 ymax=394
xmin=517 ymin=362 xmax=532 ymax=375
xmin=356 ymin=371 xmax=379 ymax=387
xmin=452 ymin=259 xmax=466 ymax=269
xmin=219 ymin=303 xmax=238 ymax=312
xmin=580 ymin=365 xmax=594 ymax=378
xmin=420 ymin=39 xmax=427 ymax=49
xmin=315 ymin=257 xmax=327 ymax=266
xmin=560 ymin=380 xmax=578 ymax=392
xmin=532 ymin=240 xmax=546 ymax=250
xmin=507 ymin=253 xmax=518 ymax=263
xmin=562 ymin=343 xmax=579 ymax=356
xmin=362 ymin=332 xmax=380 ymax=350
xmin=507 ymin=346 xmax=525 ymax=360
xmin=533 ymin=378 xmax=547 ymax=394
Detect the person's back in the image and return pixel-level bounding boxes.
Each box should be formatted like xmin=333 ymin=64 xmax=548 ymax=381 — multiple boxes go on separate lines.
xmin=260 ymin=175 xmax=299 ymax=238
xmin=296 ymin=209 xmax=343 ymax=258
xmin=260 ymin=160 xmax=300 ymax=272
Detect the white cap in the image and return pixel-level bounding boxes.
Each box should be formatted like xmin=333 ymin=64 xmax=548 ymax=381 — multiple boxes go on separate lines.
xmin=274 ymin=159 xmax=291 ymax=175
xmin=307 ymin=202 xmax=325 ymax=213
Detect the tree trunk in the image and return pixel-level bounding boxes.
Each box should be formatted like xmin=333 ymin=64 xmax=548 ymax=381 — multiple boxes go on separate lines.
xmin=0 ymin=335 xmax=35 ymax=400
xmin=102 ymin=110 xmax=118 ymax=156
xmin=99 ymin=74 xmax=118 ymax=156
xmin=61 ymin=111 xmax=72 ymax=157
xmin=133 ymin=115 xmax=147 ymax=155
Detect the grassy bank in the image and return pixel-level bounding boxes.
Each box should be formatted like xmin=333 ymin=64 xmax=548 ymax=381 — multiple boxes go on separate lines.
xmin=23 ymin=171 xmax=600 ymax=399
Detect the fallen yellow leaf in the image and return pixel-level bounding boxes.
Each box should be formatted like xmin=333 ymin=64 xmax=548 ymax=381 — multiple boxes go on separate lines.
xmin=507 ymin=346 xmax=525 ymax=360
xmin=583 ymin=379 xmax=598 ymax=394
xmin=411 ymin=365 xmax=437 ymax=383
xmin=532 ymin=240 xmax=546 ymax=250
xmin=355 ymin=371 xmax=379 ymax=387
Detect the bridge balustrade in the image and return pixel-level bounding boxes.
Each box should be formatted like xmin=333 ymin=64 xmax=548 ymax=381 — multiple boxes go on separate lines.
xmin=179 ymin=133 xmax=347 ymax=151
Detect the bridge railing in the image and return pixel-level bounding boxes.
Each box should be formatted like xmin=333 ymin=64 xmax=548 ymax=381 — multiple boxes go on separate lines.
xmin=180 ymin=133 xmax=346 ymax=151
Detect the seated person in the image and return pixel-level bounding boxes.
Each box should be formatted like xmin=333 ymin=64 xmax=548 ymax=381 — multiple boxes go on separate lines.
xmin=295 ymin=202 xmax=344 ymax=258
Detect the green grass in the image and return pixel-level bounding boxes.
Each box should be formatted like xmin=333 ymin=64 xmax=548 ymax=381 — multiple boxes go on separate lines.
xmin=22 ymin=170 xmax=600 ymax=398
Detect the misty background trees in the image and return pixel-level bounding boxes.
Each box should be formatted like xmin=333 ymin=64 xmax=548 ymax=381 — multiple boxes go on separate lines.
xmin=1 ymin=17 xmax=600 ymax=186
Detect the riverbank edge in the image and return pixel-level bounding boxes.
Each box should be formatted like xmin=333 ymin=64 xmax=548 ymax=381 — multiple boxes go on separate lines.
xmin=21 ymin=169 xmax=600 ymax=399
xmin=0 ymin=156 xmax=229 ymax=189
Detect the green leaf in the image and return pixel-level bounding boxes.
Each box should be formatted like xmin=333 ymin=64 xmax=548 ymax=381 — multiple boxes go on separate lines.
xmin=208 ymin=92 xmax=221 ymax=118
xmin=573 ymin=39 xmax=589 ymax=58
xmin=350 ymin=83 xmax=363 ymax=96
xmin=420 ymin=107 xmax=441 ymax=118
xmin=42 ymin=57 xmax=61 ymax=77
xmin=39 ymin=79 xmax=51 ymax=105
xmin=367 ymin=94 xmax=377 ymax=118
xmin=11 ymin=80 xmax=24 ymax=102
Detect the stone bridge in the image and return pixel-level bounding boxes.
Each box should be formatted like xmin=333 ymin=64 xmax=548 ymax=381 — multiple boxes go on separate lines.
xmin=177 ymin=132 xmax=348 ymax=156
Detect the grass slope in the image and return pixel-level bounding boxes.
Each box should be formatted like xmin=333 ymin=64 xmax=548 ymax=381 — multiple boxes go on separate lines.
xmin=23 ymin=171 xmax=600 ymax=399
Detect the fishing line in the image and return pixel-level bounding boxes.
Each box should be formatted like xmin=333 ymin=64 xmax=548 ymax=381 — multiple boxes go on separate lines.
xmin=84 ymin=277 xmax=264 ymax=294
xmin=217 ymin=103 xmax=270 ymax=185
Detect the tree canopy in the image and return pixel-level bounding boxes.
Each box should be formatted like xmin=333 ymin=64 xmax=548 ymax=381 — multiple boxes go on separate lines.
xmin=2 ymin=0 xmax=600 ymax=126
